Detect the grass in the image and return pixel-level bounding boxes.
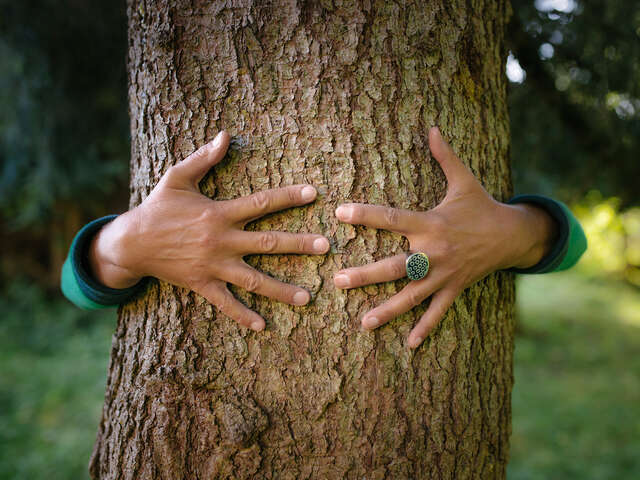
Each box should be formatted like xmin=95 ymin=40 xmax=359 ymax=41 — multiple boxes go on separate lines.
xmin=0 ymin=282 xmax=116 ymax=480
xmin=0 ymin=272 xmax=638 ymax=479
xmin=509 ymin=271 xmax=640 ymax=479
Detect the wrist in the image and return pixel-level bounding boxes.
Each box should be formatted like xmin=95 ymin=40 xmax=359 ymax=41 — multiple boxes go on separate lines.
xmin=88 ymin=210 xmax=143 ymax=289
xmin=499 ymin=202 xmax=558 ymax=270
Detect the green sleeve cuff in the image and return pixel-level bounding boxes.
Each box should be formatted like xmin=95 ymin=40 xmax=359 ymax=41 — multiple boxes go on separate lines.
xmin=507 ymin=195 xmax=588 ymax=274
xmin=61 ymin=256 xmax=111 ymax=309
xmin=60 ymin=215 xmax=146 ymax=310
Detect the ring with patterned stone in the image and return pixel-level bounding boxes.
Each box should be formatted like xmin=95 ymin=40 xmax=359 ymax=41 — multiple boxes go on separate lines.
xmin=405 ymin=252 xmax=430 ymax=281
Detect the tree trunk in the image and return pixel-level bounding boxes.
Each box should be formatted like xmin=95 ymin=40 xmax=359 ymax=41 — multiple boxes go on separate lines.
xmin=90 ymin=1 xmax=514 ymax=478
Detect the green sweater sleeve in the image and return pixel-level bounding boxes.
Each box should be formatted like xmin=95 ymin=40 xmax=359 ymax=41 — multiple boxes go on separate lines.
xmin=60 ymin=215 xmax=146 ymax=310
xmin=507 ymin=194 xmax=588 ymax=274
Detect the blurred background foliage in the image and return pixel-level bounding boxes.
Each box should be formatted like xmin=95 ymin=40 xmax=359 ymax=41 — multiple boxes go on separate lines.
xmin=508 ymin=0 xmax=640 ymax=206
xmin=0 ymin=0 xmax=129 ymax=288
xmin=0 ymin=0 xmax=638 ymax=478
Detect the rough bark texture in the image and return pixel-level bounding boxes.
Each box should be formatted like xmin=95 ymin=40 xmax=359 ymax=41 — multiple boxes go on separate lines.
xmin=90 ymin=1 xmax=515 ymax=478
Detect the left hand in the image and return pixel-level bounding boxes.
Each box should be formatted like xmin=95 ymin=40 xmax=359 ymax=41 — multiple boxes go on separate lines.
xmin=334 ymin=127 xmax=557 ymax=348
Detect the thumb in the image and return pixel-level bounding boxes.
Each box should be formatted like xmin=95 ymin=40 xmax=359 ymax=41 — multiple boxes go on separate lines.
xmin=428 ymin=126 xmax=471 ymax=190
xmin=173 ymin=131 xmax=231 ymax=188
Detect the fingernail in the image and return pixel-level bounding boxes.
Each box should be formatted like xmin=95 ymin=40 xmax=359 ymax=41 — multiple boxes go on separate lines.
xmin=313 ymin=237 xmax=329 ymax=253
xmin=293 ymin=290 xmax=310 ymax=306
xmin=301 ymin=186 xmax=316 ymax=202
xmin=334 ymin=273 xmax=350 ymax=288
xmin=336 ymin=205 xmax=353 ymax=221
xmin=251 ymin=320 xmax=264 ymax=332
xmin=212 ymin=131 xmax=224 ymax=147
xmin=363 ymin=317 xmax=379 ymax=329
xmin=409 ymin=336 xmax=423 ymax=349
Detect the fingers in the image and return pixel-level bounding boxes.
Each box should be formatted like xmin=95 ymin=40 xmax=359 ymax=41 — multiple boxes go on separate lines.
xmin=220 ymin=184 xmax=318 ymax=224
xmin=408 ymin=287 xmax=458 ymax=349
xmin=226 ymin=264 xmax=311 ymax=307
xmin=172 ymin=131 xmax=231 ymax=187
xmin=334 ymin=254 xmax=407 ymax=289
xmin=360 ymin=274 xmax=444 ymax=330
xmin=200 ymin=281 xmax=265 ymax=331
xmin=232 ymin=231 xmax=330 ymax=255
xmin=335 ymin=203 xmax=417 ymax=234
xmin=428 ymin=126 xmax=472 ymax=191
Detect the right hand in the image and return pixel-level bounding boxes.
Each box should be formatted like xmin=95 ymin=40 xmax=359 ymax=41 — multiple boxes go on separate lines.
xmin=88 ymin=131 xmax=330 ymax=331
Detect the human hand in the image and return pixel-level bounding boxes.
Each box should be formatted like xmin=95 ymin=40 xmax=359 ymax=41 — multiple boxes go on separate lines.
xmin=333 ymin=127 xmax=557 ymax=348
xmin=88 ymin=131 xmax=330 ymax=331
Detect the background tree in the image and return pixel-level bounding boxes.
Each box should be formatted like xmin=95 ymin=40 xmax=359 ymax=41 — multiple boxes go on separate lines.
xmin=507 ymin=0 xmax=640 ymax=206
xmin=0 ymin=0 xmax=130 ymax=286
xmin=88 ymin=1 xmax=515 ymax=478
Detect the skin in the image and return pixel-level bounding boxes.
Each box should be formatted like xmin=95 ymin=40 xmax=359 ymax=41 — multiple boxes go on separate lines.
xmin=333 ymin=127 xmax=557 ymax=348
xmin=88 ymin=127 xmax=556 ymax=348
xmin=88 ymin=131 xmax=330 ymax=332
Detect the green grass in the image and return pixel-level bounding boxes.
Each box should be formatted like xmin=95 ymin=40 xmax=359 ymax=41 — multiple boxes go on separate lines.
xmin=0 ymin=273 xmax=638 ymax=479
xmin=509 ymin=272 xmax=640 ymax=479
xmin=0 ymin=282 xmax=116 ymax=480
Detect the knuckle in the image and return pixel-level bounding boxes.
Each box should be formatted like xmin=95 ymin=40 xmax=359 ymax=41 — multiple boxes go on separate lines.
xmin=232 ymin=310 xmax=251 ymax=327
xmin=287 ymin=187 xmax=299 ymax=203
xmin=197 ymin=231 xmax=219 ymax=251
xmin=444 ymin=297 xmax=456 ymax=314
xmin=216 ymin=293 xmax=232 ymax=314
xmin=352 ymin=270 xmax=367 ymax=286
xmin=390 ymin=260 xmax=406 ymax=278
xmin=189 ymin=278 xmax=206 ymax=296
xmin=384 ymin=207 xmax=399 ymax=227
xmin=259 ymin=232 xmax=279 ymax=253
xmin=251 ymin=191 xmax=270 ymax=212
xmin=407 ymin=289 xmax=423 ymax=308
xmin=164 ymin=165 xmax=182 ymax=183
xmin=297 ymin=235 xmax=308 ymax=252
xmin=209 ymin=288 xmax=231 ymax=315
xmin=434 ymin=304 xmax=449 ymax=321
xmin=214 ymin=202 xmax=234 ymax=223
xmin=432 ymin=297 xmax=453 ymax=320
xmin=242 ymin=271 xmax=262 ymax=293
xmin=195 ymin=223 xmax=220 ymax=249
xmin=429 ymin=211 xmax=449 ymax=234
xmin=199 ymin=207 xmax=218 ymax=223
xmin=439 ymin=238 xmax=456 ymax=258
xmin=192 ymin=143 xmax=211 ymax=160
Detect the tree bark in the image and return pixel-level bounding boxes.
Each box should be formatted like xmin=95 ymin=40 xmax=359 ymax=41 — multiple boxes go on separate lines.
xmin=90 ymin=1 xmax=514 ymax=478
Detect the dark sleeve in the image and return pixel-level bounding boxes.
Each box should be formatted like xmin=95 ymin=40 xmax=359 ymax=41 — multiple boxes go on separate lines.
xmin=60 ymin=215 xmax=147 ymax=309
xmin=506 ymin=194 xmax=588 ymax=274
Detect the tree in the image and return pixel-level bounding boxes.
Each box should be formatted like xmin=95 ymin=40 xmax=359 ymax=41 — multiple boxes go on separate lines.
xmin=90 ymin=1 xmax=514 ymax=478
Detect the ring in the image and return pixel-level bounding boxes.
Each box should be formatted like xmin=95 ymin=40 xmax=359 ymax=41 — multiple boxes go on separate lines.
xmin=406 ymin=252 xmax=430 ymax=281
